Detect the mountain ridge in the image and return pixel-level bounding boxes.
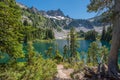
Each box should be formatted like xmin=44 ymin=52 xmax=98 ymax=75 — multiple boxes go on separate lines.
xmin=17 ymin=2 xmax=107 ymax=39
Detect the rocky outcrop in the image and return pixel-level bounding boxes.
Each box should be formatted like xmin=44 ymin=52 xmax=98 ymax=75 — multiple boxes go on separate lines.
xmin=47 ymin=9 xmax=65 ymax=17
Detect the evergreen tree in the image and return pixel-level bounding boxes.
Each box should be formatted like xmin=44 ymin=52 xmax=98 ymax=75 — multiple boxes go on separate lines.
xmin=101 ymin=26 xmax=112 ymax=42
xmin=77 ymin=30 xmax=85 ymax=38
xmin=45 ymin=28 xmax=55 ymax=40
xmin=87 ymin=42 xmax=109 ymax=66
xmin=45 ymin=47 xmax=53 ymax=58
xmin=23 ymin=20 xmax=29 ymax=26
xmin=63 ymin=45 xmax=68 ymax=61
xmin=69 ymin=27 xmax=79 ymax=61
xmin=0 ymin=0 xmax=24 ymax=58
xmin=99 ymin=46 xmax=109 ymax=64
xmin=87 ymin=42 xmax=99 ymax=65
xmin=101 ymin=26 xmax=106 ymax=41
xmin=105 ymin=26 xmax=112 ymax=42
xmin=85 ymin=30 xmax=97 ymax=40
xmin=54 ymin=50 xmax=63 ymax=63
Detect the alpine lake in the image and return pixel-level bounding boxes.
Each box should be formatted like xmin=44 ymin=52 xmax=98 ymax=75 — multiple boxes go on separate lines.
xmin=32 ymin=39 xmax=120 ymax=63
xmin=1 ymin=39 xmax=120 ymax=63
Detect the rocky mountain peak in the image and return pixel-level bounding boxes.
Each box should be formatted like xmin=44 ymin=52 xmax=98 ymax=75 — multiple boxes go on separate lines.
xmin=30 ymin=6 xmax=39 ymax=14
xmin=47 ymin=9 xmax=65 ymax=17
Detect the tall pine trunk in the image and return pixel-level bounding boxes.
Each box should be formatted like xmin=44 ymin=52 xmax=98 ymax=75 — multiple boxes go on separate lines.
xmin=108 ymin=0 xmax=120 ymax=78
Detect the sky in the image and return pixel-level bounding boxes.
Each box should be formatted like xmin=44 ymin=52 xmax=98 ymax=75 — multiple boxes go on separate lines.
xmin=16 ymin=0 xmax=97 ymax=19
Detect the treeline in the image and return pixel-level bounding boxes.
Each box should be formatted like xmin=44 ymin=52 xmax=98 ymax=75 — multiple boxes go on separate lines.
xmin=77 ymin=30 xmax=98 ymax=41
xmin=101 ymin=26 xmax=112 ymax=42
xmin=84 ymin=30 xmax=97 ymax=41
xmin=23 ymin=26 xmax=54 ymax=43
xmin=21 ymin=5 xmax=56 ymax=42
xmin=77 ymin=26 xmax=112 ymax=42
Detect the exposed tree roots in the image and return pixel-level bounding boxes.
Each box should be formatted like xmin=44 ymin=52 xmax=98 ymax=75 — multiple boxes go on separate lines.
xmin=83 ymin=64 xmax=120 ymax=80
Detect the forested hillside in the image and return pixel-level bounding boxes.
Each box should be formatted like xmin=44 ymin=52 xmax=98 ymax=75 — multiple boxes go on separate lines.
xmin=18 ymin=2 xmax=107 ymax=32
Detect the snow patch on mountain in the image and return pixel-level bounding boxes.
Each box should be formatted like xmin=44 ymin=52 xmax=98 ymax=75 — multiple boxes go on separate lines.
xmin=45 ymin=15 xmax=65 ymax=20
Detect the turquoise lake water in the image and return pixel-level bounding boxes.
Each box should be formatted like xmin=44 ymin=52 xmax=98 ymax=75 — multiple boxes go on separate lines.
xmin=1 ymin=40 xmax=120 ymax=63
xmin=33 ymin=40 xmax=120 ymax=63
xmin=33 ymin=40 xmax=110 ymax=55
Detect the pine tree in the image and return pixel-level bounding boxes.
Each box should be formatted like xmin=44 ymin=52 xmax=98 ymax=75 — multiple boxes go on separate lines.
xmin=101 ymin=26 xmax=106 ymax=41
xmin=69 ymin=27 xmax=79 ymax=61
xmin=45 ymin=47 xmax=53 ymax=58
xmin=63 ymin=45 xmax=68 ymax=61
xmin=87 ymin=42 xmax=99 ymax=65
xmin=0 ymin=0 xmax=24 ymax=58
